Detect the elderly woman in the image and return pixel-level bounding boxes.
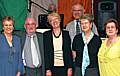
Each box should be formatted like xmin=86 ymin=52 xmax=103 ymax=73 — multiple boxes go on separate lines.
xmin=0 ymin=16 xmax=24 ymax=76
xmin=72 ymin=14 xmax=102 ymax=76
xmin=98 ymin=19 xmax=120 ymax=76
xmin=43 ymin=12 xmax=73 ymax=76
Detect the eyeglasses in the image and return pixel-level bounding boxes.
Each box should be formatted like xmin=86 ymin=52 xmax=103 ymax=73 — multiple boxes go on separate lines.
xmin=73 ymin=9 xmax=83 ymax=12
xmin=4 ymin=24 xmax=13 ymax=26
xmin=26 ymin=23 xmax=36 ymax=26
xmin=81 ymin=22 xmax=90 ymax=25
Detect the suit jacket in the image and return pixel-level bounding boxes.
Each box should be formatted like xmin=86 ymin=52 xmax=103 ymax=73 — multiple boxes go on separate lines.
xmin=43 ymin=30 xmax=73 ymax=70
xmin=66 ymin=20 xmax=99 ymax=43
xmin=13 ymin=30 xmax=45 ymax=76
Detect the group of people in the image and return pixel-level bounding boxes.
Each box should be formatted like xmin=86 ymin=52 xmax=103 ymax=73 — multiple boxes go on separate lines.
xmin=0 ymin=3 xmax=120 ymax=76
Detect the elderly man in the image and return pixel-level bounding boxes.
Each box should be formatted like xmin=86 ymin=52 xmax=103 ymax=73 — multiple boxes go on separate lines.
xmin=14 ymin=18 xmax=45 ymax=76
xmin=66 ymin=3 xmax=99 ymax=44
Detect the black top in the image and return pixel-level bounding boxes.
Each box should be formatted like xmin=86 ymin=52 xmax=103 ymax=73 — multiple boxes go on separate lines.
xmin=43 ymin=30 xmax=73 ymax=70
xmin=72 ymin=33 xmax=102 ymax=68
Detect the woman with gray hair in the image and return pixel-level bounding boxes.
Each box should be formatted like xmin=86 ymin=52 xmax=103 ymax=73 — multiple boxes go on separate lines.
xmin=72 ymin=14 xmax=102 ymax=76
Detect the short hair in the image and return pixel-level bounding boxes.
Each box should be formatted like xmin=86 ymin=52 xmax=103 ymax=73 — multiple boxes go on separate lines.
xmin=2 ymin=16 xmax=14 ymax=26
xmin=80 ymin=13 xmax=94 ymax=23
xmin=47 ymin=12 xmax=61 ymax=24
xmin=104 ymin=18 xmax=119 ymax=31
xmin=72 ymin=3 xmax=84 ymax=11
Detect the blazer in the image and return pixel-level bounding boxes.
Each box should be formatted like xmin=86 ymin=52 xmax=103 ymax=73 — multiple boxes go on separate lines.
xmin=13 ymin=31 xmax=45 ymax=76
xmin=43 ymin=30 xmax=73 ymax=70
xmin=66 ymin=20 xmax=99 ymax=43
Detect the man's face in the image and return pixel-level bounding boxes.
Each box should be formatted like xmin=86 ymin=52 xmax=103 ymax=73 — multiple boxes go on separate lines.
xmin=72 ymin=5 xmax=84 ymax=20
xmin=25 ymin=18 xmax=36 ymax=34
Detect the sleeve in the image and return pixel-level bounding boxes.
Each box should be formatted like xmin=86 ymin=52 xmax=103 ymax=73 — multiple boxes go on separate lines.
xmin=98 ymin=36 xmax=102 ymax=49
xmin=72 ymin=35 xmax=78 ymax=51
xmin=17 ymin=37 xmax=25 ymax=75
xmin=66 ymin=31 xmax=73 ymax=68
xmin=92 ymin=22 xmax=99 ymax=36
xmin=43 ymin=32 xmax=51 ymax=70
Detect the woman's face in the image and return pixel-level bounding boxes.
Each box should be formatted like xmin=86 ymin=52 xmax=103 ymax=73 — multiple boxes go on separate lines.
xmin=81 ymin=19 xmax=92 ymax=33
xmin=3 ymin=20 xmax=14 ymax=35
xmin=50 ymin=16 xmax=60 ymax=29
xmin=106 ymin=22 xmax=118 ymax=37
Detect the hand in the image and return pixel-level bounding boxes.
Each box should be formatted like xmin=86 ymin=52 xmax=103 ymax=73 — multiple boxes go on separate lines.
xmin=16 ymin=72 xmax=20 ymax=76
xmin=67 ymin=68 xmax=72 ymax=76
xmin=46 ymin=70 xmax=52 ymax=76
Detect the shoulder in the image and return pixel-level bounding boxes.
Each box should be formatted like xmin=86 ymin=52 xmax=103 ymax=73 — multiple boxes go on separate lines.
xmin=43 ymin=30 xmax=52 ymax=37
xmin=118 ymin=36 xmax=120 ymax=40
xmin=44 ymin=30 xmax=51 ymax=34
xmin=67 ymin=21 xmax=74 ymax=25
xmin=13 ymin=34 xmax=20 ymax=39
xmin=73 ymin=33 xmax=82 ymax=42
xmin=62 ymin=29 xmax=69 ymax=33
xmin=13 ymin=30 xmax=25 ymax=37
xmin=13 ymin=35 xmax=21 ymax=42
xmin=93 ymin=34 xmax=101 ymax=40
xmin=92 ymin=34 xmax=102 ymax=44
xmin=74 ymin=33 xmax=82 ymax=39
xmin=66 ymin=21 xmax=74 ymax=28
xmin=36 ymin=32 xmax=43 ymax=36
xmin=62 ymin=30 xmax=70 ymax=36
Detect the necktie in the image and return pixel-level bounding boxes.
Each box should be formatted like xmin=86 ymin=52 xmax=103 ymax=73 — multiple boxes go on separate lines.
xmin=76 ymin=20 xmax=80 ymax=35
xmin=31 ymin=36 xmax=39 ymax=67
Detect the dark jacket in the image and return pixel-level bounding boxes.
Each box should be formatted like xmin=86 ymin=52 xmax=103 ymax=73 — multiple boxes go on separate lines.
xmin=13 ymin=30 xmax=45 ymax=76
xmin=72 ymin=33 xmax=102 ymax=68
xmin=43 ymin=30 xmax=73 ymax=70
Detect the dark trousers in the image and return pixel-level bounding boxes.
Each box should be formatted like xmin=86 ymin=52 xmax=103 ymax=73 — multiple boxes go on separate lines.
xmin=85 ymin=68 xmax=100 ymax=76
xmin=24 ymin=66 xmax=42 ymax=76
xmin=74 ymin=66 xmax=99 ymax=76
xmin=52 ymin=66 xmax=67 ymax=76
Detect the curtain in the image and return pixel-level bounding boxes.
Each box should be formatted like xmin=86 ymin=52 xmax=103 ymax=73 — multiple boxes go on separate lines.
xmin=0 ymin=0 xmax=28 ymax=31
xmin=58 ymin=0 xmax=92 ymax=26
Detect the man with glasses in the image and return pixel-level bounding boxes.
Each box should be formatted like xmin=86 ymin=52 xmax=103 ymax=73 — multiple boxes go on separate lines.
xmin=66 ymin=3 xmax=98 ymax=45
xmin=14 ymin=18 xmax=45 ymax=76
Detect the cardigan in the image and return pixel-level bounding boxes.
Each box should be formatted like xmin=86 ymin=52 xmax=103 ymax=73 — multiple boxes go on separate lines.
xmin=72 ymin=33 xmax=102 ymax=68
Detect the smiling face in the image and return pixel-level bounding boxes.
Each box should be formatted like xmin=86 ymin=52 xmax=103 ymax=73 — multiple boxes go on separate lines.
xmin=72 ymin=4 xmax=84 ymax=20
xmin=50 ymin=16 xmax=60 ymax=29
xmin=106 ymin=22 xmax=118 ymax=37
xmin=24 ymin=18 xmax=37 ymax=34
xmin=48 ymin=12 xmax=61 ymax=29
xmin=81 ymin=19 xmax=92 ymax=33
xmin=3 ymin=20 xmax=14 ymax=35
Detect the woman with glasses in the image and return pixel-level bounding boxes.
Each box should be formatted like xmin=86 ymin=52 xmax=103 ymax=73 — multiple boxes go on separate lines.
xmin=98 ymin=19 xmax=120 ymax=76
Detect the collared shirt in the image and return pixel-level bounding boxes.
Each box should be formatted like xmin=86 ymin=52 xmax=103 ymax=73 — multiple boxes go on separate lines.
xmin=22 ymin=33 xmax=42 ymax=68
xmin=74 ymin=20 xmax=81 ymax=33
